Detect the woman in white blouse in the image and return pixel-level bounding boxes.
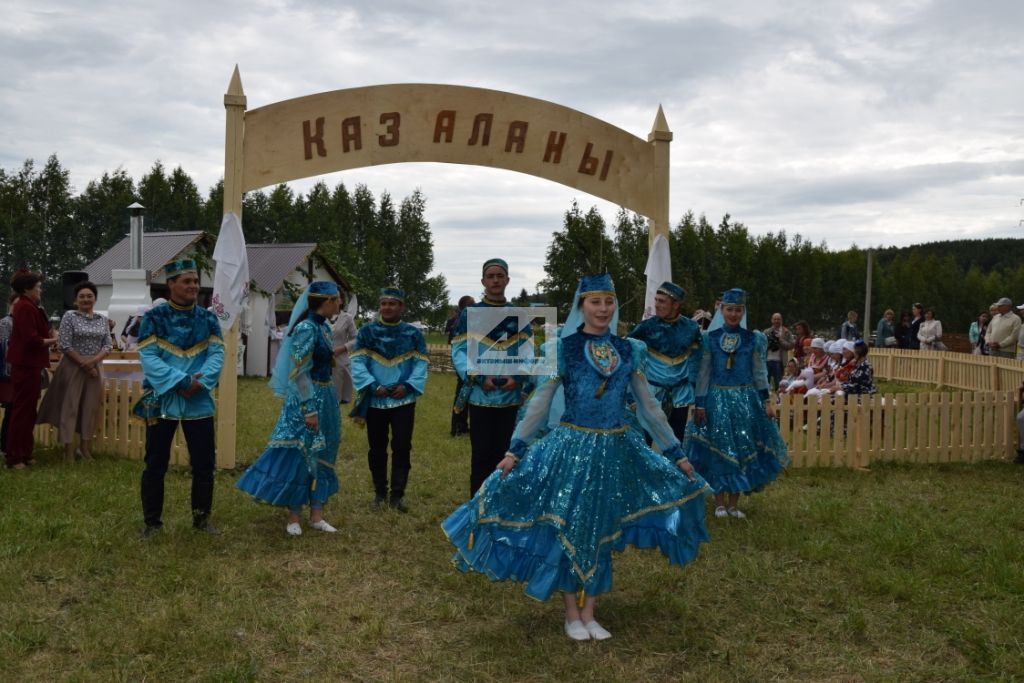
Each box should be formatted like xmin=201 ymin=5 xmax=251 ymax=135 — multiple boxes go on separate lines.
xmin=37 ymin=281 xmax=112 ymax=462
xmin=917 ymin=308 xmax=945 ymax=351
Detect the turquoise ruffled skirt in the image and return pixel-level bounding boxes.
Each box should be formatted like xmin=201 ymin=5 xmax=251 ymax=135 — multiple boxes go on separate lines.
xmin=442 ymin=425 xmax=711 ymax=601
xmin=683 ymin=385 xmax=789 ymax=494
xmin=237 ymin=383 xmax=341 ymax=509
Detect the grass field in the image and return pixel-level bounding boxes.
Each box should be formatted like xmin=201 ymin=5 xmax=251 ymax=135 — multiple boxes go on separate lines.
xmin=1 ymin=372 xmax=1022 ymax=681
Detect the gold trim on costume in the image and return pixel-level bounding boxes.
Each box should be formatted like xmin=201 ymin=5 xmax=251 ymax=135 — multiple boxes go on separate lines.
xmin=167 ymin=300 xmax=195 ymax=311
xmin=471 ymin=479 xmax=710 ymax=585
xmin=349 ymin=348 xmax=429 ymax=367
xmin=578 ymin=290 xmax=616 ymax=299
xmin=647 ymin=340 xmax=701 ymax=366
xmin=137 ymin=335 xmax=223 ymax=358
xmin=559 ymin=422 xmax=627 ymax=434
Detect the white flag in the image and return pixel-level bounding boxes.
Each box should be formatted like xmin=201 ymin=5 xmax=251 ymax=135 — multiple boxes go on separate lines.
xmin=211 ymin=212 xmax=250 ymax=331
xmin=642 ymin=233 xmax=672 ymax=319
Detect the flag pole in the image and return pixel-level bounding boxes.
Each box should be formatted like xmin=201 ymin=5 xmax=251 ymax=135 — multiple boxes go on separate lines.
xmin=217 ymin=65 xmax=246 ymax=469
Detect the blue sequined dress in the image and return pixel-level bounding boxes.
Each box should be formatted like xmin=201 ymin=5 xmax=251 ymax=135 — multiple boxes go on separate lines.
xmin=443 ymin=331 xmax=712 ymax=601
xmin=682 ymin=326 xmax=789 ymax=493
xmin=237 ymin=314 xmax=341 ymax=509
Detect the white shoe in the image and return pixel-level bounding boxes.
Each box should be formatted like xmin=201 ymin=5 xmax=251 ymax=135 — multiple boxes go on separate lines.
xmin=727 ymin=507 xmax=746 ymax=519
xmin=584 ymin=620 xmax=612 ymax=640
xmin=310 ymin=519 xmax=337 ymax=533
xmin=564 ymin=620 xmax=590 ymax=641
xmin=714 ymin=506 xmax=728 ymax=518
xmin=286 ymin=522 xmax=302 ymax=536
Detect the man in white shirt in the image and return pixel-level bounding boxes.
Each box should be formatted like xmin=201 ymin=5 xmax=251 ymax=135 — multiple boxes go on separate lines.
xmin=985 ymin=297 xmax=1021 ymax=359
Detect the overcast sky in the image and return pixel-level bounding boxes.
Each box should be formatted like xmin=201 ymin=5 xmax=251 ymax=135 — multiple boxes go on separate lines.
xmin=3 ymin=0 xmax=1022 ymax=300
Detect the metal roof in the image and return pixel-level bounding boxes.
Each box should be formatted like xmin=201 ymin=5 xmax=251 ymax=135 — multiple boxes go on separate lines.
xmin=85 ymin=231 xmax=208 ymax=286
xmin=85 ymin=232 xmax=348 ymax=294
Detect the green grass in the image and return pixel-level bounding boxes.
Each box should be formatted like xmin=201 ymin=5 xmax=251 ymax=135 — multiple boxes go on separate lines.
xmin=1 ymin=373 xmax=1022 ymax=681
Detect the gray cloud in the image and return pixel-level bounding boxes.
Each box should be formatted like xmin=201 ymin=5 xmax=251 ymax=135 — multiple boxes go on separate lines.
xmin=2 ymin=0 xmax=1023 ymax=296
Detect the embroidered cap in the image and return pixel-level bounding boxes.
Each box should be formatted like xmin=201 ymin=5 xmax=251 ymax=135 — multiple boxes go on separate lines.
xmin=578 ymin=273 xmax=616 ymax=298
xmin=164 ymin=258 xmax=198 ymax=279
xmin=657 ymin=281 xmax=685 ymax=301
xmin=379 ymin=286 xmax=405 ymax=302
xmin=721 ymin=288 xmax=747 ymax=306
xmin=308 ymin=280 xmax=339 ymax=297
xmin=482 ymin=258 xmax=509 ymax=276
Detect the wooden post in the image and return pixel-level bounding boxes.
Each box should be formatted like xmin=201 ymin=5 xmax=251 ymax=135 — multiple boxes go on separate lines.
xmin=217 ymin=65 xmax=246 ymax=470
xmin=647 ymin=105 xmax=672 ymax=247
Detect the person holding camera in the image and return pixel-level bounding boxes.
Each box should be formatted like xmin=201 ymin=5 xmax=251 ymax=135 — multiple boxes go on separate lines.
xmin=350 ymin=287 xmax=429 ymax=513
xmin=762 ymin=312 xmax=795 ymax=391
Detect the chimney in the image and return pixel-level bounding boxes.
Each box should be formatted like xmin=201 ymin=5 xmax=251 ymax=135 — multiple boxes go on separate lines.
xmin=128 ymin=202 xmax=145 ymax=269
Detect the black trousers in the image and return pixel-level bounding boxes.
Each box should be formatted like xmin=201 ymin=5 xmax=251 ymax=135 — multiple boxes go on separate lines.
xmin=644 ymin=405 xmax=690 ymax=446
xmin=366 ymin=403 xmax=415 ymax=500
xmin=450 ymin=377 xmax=470 ymax=436
xmin=140 ymin=417 xmax=216 ymax=528
xmin=468 ymin=404 xmax=519 ymax=496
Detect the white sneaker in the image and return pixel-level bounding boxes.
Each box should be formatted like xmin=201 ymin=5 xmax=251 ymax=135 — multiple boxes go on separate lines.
xmin=714 ymin=506 xmax=728 ymax=518
xmin=286 ymin=522 xmax=302 ymax=536
xmin=564 ymin=620 xmax=590 ymax=641
xmin=727 ymin=507 xmax=746 ymax=519
xmin=584 ymin=620 xmax=612 ymax=640
xmin=310 ymin=519 xmax=337 ymax=533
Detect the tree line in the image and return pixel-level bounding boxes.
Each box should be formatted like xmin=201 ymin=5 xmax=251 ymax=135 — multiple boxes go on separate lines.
xmin=540 ymin=203 xmax=1024 ymax=335
xmin=0 ymin=156 xmax=449 ymax=325
xmin=4 ymin=154 xmax=1020 ymax=336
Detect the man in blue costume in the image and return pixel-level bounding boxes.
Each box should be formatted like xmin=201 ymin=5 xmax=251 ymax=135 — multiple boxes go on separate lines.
xmin=350 ymin=288 xmax=429 ymax=513
xmin=451 ymin=258 xmax=531 ymax=495
xmin=135 ymin=259 xmax=224 ymax=538
xmin=627 ymin=281 xmax=703 ymax=441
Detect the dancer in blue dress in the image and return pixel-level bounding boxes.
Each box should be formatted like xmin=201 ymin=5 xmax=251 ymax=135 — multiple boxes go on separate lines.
xmin=683 ymin=288 xmax=789 ymax=520
xmin=237 ymin=281 xmax=343 ymax=536
xmin=443 ymin=274 xmax=712 ymax=641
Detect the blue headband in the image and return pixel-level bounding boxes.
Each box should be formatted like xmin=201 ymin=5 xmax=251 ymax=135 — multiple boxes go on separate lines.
xmin=657 ymin=281 xmax=685 ymax=301
xmin=308 ymin=281 xmax=339 ymax=297
xmin=578 ymin=273 xmax=616 ymax=298
xmin=482 ymin=258 xmax=509 ymax=276
xmin=721 ymin=288 xmax=747 ymax=306
xmin=165 ymin=258 xmax=198 ymax=279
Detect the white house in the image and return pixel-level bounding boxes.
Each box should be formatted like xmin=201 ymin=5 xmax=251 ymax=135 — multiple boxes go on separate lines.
xmin=84 ymin=230 xmax=350 ymax=376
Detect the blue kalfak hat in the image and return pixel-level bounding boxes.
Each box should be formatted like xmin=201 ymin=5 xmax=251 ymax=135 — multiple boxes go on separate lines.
xmin=482 ymin=258 xmax=509 ymax=276
xmin=721 ymin=288 xmax=747 ymax=305
xmin=578 ymin=273 xmax=616 ymax=298
xmin=308 ymin=281 xmax=339 ymax=297
xmin=657 ymin=281 xmax=685 ymax=301
xmin=165 ymin=258 xmax=198 ymax=279
xmin=379 ymin=287 xmax=405 ymax=302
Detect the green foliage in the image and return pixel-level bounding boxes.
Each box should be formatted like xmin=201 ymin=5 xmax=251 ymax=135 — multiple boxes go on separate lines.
xmin=0 ymin=156 xmax=448 ymax=322
xmin=544 ymin=201 xmax=1024 ymax=332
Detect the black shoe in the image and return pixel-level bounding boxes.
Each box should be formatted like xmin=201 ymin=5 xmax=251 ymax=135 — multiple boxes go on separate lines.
xmin=390 ymin=497 xmax=409 ymax=514
xmin=370 ymin=495 xmax=387 ymax=509
xmin=140 ymin=525 xmax=162 ymax=540
xmin=193 ymin=521 xmax=221 ymax=535
xmin=1016 ymin=450 xmax=1024 ymax=464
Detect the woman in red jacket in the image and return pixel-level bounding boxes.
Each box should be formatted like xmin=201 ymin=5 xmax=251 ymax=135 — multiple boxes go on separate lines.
xmin=5 ymin=270 xmax=58 ymax=468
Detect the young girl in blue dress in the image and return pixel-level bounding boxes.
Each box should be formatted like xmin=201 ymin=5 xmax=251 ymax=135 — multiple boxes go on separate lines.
xmin=443 ymin=274 xmax=711 ymax=641
xmin=684 ymin=288 xmax=789 ymax=519
xmin=237 ymin=281 xmax=344 ymax=536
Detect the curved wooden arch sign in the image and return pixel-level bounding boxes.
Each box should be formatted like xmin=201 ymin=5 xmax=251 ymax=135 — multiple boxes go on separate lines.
xmin=217 ymin=67 xmax=672 ymax=465
xmin=223 ymin=67 xmax=672 ymax=240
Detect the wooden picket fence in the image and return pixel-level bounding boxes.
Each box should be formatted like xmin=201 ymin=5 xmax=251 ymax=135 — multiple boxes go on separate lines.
xmin=777 ymin=390 xmax=1017 ymax=468
xmin=20 ymin=346 xmax=1022 ymax=469
xmin=870 ymin=347 xmax=1024 ymax=392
